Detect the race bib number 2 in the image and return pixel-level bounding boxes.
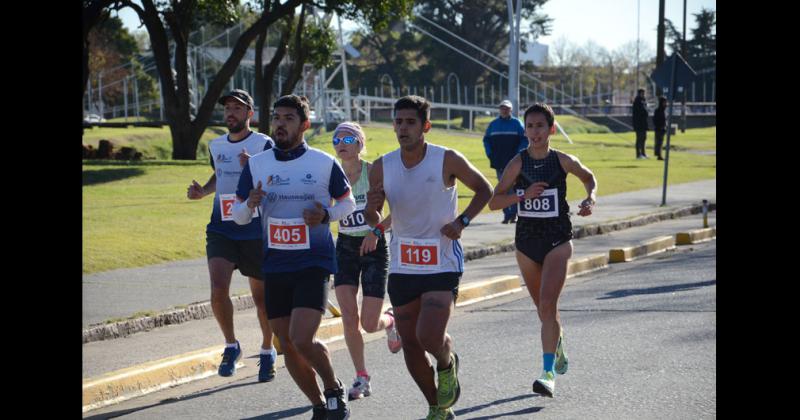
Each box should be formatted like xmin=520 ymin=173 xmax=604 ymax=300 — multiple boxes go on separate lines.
xmin=398 ymin=237 xmax=440 ymax=271
xmin=517 ymin=188 xmax=558 ymax=218
xmin=268 ymin=217 xmax=310 ymax=250
xmin=219 ymin=194 xmax=258 ymax=221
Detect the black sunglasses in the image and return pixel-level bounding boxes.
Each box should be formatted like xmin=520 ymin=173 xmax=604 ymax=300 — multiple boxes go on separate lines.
xmin=332 ymin=136 xmax=357 ymax=146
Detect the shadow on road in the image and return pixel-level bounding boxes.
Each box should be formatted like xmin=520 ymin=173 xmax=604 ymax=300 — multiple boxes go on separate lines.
xmin=240 ymin=406 xmax=312 ymax=419
xmin=597 ymin=279 xmax=716 ymax=300
xmin=84 ymin=381 xmax=262 ymax=420
xmin=453 ymin=393 xmax=541 ymax=419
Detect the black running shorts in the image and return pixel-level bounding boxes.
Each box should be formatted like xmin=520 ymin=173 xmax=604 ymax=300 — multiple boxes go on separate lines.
xmin=262 ymin=266 xmax=331 ymax=319
xmin=387 ymin=272 xmax=461 ymax=307
xmin=515 ymin=235 xmax=572 ymax=264
xmin=334 ymin=233 xmax=389 ymax=298
xmin=206 ymin=231 xmax=264 ymax=280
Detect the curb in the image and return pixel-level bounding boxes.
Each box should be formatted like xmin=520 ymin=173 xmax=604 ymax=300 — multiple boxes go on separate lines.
xmin=609 ymin=235 xmax=676 ymax=263
xmin=83 ymin=202 xmax=716 ymax=344
xmin=676 ymin=227 xmax=716 ymax=245
xmin=83 ymin=294 xmax=257 ymax=344
xmin=567 ymin=253 xmax=609 ymax=277
xmin=82 ymin=346 xmax=232 ymax=413
xmin=456 ymin=275 xmax=521 ymax=307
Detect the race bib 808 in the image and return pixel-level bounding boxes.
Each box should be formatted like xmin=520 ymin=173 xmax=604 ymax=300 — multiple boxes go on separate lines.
xmin=517 ymin=188 xmax=559 ymax=218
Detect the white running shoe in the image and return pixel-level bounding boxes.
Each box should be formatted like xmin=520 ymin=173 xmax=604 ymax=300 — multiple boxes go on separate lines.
xmin=348 ymin=375 xmax=371 ymax=400
xmin=533 ymin=370 xmax=555 ymax=398
xmin=385 ymin=308 xmax=402 ymax=353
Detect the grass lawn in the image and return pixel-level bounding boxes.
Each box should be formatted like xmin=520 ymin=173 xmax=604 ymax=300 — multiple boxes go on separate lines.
xmin=83 ymin=119 xmax=715 ymax=274
xmin=83 ymin=125 xmax=231 ymax=160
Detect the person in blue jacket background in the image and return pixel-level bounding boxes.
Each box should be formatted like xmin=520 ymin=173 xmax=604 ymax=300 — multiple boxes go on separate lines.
xmin=483 ymin=99 xmax=529 ymax=224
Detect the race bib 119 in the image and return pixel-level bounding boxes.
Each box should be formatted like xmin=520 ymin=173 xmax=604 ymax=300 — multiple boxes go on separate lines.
xmin=397 ymin=237 xmax=440 ymax=271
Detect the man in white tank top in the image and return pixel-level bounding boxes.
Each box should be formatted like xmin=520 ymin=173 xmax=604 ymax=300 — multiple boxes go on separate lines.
xmin=365 ymin=96 xmax=492 ymax=420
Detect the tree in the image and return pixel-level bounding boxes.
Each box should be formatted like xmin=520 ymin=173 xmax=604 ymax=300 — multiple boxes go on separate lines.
xmin=93 ymin=0 xmax=413 ymax=159
xmin=114 ymin=0 xmax=304 ymax=159
xmin=254 ymin=10 xmax=294 ymax=133
xmin=346 ymin=20 xmax=425 ymax=91
xmin=83 ymin=0 xmax=124 ymax=103
xmin=687 ymin=8 xmax=715 ymax=71
xmin=86 ymin=16 xmax=156 ymax=112
xmin=415 ymin=0 xmax=552 ymax=127
xmin=253 ymin=0 xmax=413 ymax=133
xmin=280 ymin=5 xmax=337 ymax=96
xmin=663 ymin=9 xmax=715 ymax=101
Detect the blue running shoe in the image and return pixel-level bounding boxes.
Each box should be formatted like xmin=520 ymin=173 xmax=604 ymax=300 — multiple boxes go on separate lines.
xmin=218 ymin=342 xmax=242 ymax=377
xmin=258 ymin=349 xmax=276 ymax=382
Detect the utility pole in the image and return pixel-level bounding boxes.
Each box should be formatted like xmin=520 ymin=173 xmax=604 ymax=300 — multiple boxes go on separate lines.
xmin=338 ymin=14 xmax=352 ymax=120
xmin=656 ymin=0 xmax=666 ymax=96
xmin=507 ymin=0 xmax=522 ymax=115
xmin=680 ymin=0 xmax=688 ymax=133
xmin=636 ymin=0 xmax=641 ymax=90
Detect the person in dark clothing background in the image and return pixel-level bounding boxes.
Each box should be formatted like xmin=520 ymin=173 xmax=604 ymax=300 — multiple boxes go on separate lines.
xmin=652 ymin=96 xmax=667 ymax=160
xmin=483 ymin=100 xmax=529 ymax=223
xmin=632 ymin=89 xmax=649 ymax=159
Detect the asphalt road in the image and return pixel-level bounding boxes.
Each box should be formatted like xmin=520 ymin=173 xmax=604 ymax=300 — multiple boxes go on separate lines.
xmin=86 ymin=239 xmax=715 ymax=419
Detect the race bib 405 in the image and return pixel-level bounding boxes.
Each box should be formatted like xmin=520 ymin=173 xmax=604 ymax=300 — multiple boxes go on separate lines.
xmin=268 ymin=217 xmax=310 ymax=250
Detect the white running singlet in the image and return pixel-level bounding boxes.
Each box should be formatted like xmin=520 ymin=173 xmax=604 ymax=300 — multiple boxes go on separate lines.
xmin=383 ymin=143 xmax=463 ymax=274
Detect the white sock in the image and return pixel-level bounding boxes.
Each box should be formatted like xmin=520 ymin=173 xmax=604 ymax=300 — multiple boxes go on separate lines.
xmin=225 ymin=341 xmax=238 ymax=349
xmin=260 ymin=347 xmax=276 ymax=356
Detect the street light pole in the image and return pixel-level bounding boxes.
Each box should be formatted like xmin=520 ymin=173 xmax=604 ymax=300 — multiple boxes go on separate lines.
xmin=680 ymin=0 xmax=688 ymax=133
xmin=507 ymin=0 xmax=522 ymax=115
xmin=338 ymin=14 xmax=352 ymax=120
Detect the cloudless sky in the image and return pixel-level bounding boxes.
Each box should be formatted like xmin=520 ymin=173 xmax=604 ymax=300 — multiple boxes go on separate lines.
xmin=115 ymin=0 xmax=715 ymax=54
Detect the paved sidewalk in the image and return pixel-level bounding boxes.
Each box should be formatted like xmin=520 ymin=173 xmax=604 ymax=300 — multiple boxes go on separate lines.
xmin=82 ymin=179 xmax=715 ymax=327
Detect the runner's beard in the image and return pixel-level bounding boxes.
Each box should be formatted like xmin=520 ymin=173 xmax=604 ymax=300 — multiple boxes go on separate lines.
xmin=275 ymin=132 xmax=302 ymax=150
xmin=227 ymin=119 xmax=247 ymax=134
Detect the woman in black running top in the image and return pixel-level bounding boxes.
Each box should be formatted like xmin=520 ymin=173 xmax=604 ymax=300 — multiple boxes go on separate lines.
xmin=488 ymin=103 xmax=597 ymax=399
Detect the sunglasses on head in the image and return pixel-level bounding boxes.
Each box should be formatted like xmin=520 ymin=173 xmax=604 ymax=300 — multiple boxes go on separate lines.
xmin=332 ymin=136 xmax=357 ymax=146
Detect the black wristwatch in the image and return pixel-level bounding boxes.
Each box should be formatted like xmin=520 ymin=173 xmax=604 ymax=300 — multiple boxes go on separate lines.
xmin=321 ymin=209 xmax=330 ymax=224
xmin=457 ymin=213 xmax=470 ymax=228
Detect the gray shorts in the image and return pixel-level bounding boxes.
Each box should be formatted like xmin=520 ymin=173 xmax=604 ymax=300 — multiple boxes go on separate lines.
xmin=206 ymin=231 xmax=264 ymax=280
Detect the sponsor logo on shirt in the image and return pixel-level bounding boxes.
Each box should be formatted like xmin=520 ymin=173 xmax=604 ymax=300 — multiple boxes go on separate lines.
xmin=216 ymin=153 xmax=233 ymax=163
xmin=276 ymin=193 xmax=315 ymax=201
xmin=267 ymin=174 xmax=290 ymax=186
xmin=267 ymin=192 xmax=278 ymax=203
xmin=301 ymin=173 xmax=317 ymax=185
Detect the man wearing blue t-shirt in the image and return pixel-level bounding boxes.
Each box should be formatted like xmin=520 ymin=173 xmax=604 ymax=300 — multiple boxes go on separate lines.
xmin=232 ymin=95 xmax=355 ymax=420
xmin=483 ymin=100 xmax=529 ymax=224
xmin=186 ymin=89 xmax=278 ymax=382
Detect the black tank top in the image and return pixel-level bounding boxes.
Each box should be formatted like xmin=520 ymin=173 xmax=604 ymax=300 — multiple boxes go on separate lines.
xmin=514 ymin=149 xmax=573 ymax=241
